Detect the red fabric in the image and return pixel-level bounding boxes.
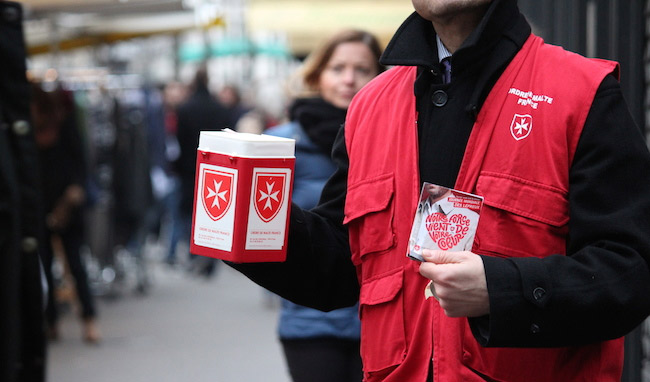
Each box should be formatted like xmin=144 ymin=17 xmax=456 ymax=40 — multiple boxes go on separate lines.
xmin=344 ymin=34 xmax=623 ymax=382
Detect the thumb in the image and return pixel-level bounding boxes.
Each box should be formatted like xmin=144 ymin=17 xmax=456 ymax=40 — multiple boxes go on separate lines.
xmin=421 ymin=249 xmax=461 ymax=264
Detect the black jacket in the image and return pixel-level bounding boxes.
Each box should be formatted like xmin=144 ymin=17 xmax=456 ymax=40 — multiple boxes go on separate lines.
xmin=230 ymin=0 xmax=650 ymax=348
xmin=0 ymin=2 xmax=47 ymax=381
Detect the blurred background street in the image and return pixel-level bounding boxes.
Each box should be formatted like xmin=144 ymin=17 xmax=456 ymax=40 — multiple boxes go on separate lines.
xmin=10 ymin=1 xmax=650 ymax=381
xmin=47 ymin=246 xmax=289 ymax=382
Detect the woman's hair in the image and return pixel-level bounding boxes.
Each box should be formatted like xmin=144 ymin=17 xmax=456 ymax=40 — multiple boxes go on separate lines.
xmin=296 ymin=29 xmax=385 ymax=95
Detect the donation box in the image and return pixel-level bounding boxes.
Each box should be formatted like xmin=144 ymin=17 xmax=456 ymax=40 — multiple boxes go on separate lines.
xmin=190 ymin=130 xmax=295 ymax=262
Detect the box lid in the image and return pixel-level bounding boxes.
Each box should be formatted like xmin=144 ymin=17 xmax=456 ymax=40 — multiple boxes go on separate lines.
xmin=198 ymin=129 xmax=295 ymax=158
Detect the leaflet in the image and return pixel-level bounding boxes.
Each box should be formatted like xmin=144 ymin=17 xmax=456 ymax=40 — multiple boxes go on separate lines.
xmin=407 ymin=182 xmax=483 ymax=261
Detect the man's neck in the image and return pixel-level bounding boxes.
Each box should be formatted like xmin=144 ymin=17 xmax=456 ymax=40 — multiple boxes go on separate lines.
xmin=431 ymin=6 xmax=489 ymax=54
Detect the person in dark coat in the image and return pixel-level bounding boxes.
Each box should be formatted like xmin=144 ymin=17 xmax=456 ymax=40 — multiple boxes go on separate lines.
xmin=175 ymin=65 xmax=233 ymax=275
xmin=32 ymin=84 xmax=101 ymax=344
xmin=0 ymin=1 xmax=47 ymax=381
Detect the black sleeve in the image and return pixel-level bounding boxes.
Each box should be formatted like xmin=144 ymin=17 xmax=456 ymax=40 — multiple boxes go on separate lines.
xmin=226 ymin=127 xmax=359 ymax=311
xmin=471 ymin=75 xmax=650 ymax=347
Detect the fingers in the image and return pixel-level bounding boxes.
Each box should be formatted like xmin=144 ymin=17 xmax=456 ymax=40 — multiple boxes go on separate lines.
xmin=421 ymin=249 xmax=465 ymax=264
xmin=418 ymin=250 xmax=490 ymax=317
xmin=418 ymin=250 xmax=469 ymax=290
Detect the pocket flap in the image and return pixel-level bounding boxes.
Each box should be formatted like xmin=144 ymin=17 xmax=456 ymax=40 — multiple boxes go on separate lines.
xmin=476 ymin=172 xmax=568 ymax=227
xmin=344 ymin=173 xmax=394 ymax=225
xmin=359 ymin=268 xmax=403 ymax=306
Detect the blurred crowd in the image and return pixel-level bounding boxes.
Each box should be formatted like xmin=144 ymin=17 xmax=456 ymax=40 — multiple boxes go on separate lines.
xmin=28 ymin=64 xmax=284 ymax=346
xmin=21 ymin=22 xmax=387 ymax=381
xmin=6 ymin=0 xmax=650 ymax=381
xmin=4 ymin=3 xmax=377 ymax=381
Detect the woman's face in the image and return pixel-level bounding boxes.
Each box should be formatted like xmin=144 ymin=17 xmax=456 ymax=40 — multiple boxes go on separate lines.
xmin=319 ymin=41 xmax=379 ymax=109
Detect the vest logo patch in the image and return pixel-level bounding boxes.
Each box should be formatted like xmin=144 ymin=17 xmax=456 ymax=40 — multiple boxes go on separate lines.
xmin=510 ymin=114 xmax=532 ymax=141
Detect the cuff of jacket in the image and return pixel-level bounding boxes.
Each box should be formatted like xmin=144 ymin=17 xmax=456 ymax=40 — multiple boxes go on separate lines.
xmin=469 ymin=255 xmax=552 ymax=347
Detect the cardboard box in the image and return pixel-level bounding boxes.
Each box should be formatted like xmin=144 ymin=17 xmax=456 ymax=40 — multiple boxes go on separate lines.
xmin=190 ymin=130 xmax=295 ymax=262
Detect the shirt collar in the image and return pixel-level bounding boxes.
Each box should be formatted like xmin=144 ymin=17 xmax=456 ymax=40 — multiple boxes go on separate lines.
xmin=423 ymin=196 xmax=454 ymax=215
xmin=380 ymin=0 xmax=525 ymax=71
xmin=436 ymin=197 xmax=454 ymax=215
xmin=436 ymin=36 xmax=452 ymax=62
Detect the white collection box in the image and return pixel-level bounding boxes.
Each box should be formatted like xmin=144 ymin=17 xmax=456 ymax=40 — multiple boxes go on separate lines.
xmin=190 ymin=130 xmax=295 ymax=262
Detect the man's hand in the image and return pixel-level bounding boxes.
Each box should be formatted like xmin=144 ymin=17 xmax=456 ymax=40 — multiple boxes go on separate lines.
xmin=419 ymin=249 xmax=490 ymax=317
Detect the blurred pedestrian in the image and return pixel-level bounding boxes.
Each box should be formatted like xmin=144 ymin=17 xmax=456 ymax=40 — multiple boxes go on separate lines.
xmin=235 ymin=107 xmax=275 ymax=135
xmin=111 ymin=87 xmax=154 ymax=292
xmin=32 ymin=84 xmax=101 ymax=344
xmin=217 ymin=84 xmax=249 ymax=129
xmin=265 ymin=29 xmax=385 ymax=382
xmin=160 ymin=80 xmax=187 ymax=266
xmin=174 ymin=65 xmax=232 ymax=276
xmin=0 ymin=1 xmax=47 ymax=380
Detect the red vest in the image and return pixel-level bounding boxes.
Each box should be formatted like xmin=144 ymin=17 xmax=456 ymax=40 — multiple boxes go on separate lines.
xmin=343 ymin=34 xmax=622 ymax=382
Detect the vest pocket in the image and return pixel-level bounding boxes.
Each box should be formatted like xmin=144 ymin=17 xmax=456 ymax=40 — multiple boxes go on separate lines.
xmin=344 ymin=173 xmax=396 ymax=262
xmin=475 ymin=172 xmax=568 ymax=258
xmin=359 ymin=267 xmax=406 ymax=373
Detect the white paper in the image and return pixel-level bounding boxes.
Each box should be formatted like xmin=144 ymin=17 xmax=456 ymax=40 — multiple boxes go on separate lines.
xmin=193 ymin=163 xmax=238 ymax=251
xmin=245 ymin=167 xmax=292 ymax=250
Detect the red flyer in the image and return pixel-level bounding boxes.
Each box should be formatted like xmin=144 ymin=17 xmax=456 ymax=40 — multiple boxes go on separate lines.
xmin=407 ymin=182 xmax=483 ymax=261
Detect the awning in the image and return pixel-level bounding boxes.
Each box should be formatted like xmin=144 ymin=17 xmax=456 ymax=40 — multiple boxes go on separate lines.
xmin=22 ymin=0 xmax=412 ymax=57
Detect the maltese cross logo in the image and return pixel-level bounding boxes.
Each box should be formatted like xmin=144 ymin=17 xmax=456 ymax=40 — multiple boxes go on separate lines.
xmin=253 ymin=173 xmax=286 ymax=222
xmin=201 ymin=169 xmax=233 ymax=221
xmin=510 ymin=114 xmax=533 ymax=141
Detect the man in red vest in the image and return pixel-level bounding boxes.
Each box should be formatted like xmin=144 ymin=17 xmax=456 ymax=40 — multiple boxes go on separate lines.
xmin=229 ymin=1 xmax=650 ymax=381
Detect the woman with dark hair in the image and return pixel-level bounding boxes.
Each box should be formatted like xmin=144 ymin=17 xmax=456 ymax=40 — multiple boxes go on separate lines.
xmin=265 ymin=29 xmax=385 ymax=382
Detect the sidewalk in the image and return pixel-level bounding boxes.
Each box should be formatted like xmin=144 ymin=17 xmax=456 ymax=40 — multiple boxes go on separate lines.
xmin=46 ymin=255 xmax=291 ymax=382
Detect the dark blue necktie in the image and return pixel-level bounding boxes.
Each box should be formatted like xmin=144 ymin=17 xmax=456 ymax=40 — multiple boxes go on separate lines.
xmin=441 ymin=58 xmax=452 ymax=84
